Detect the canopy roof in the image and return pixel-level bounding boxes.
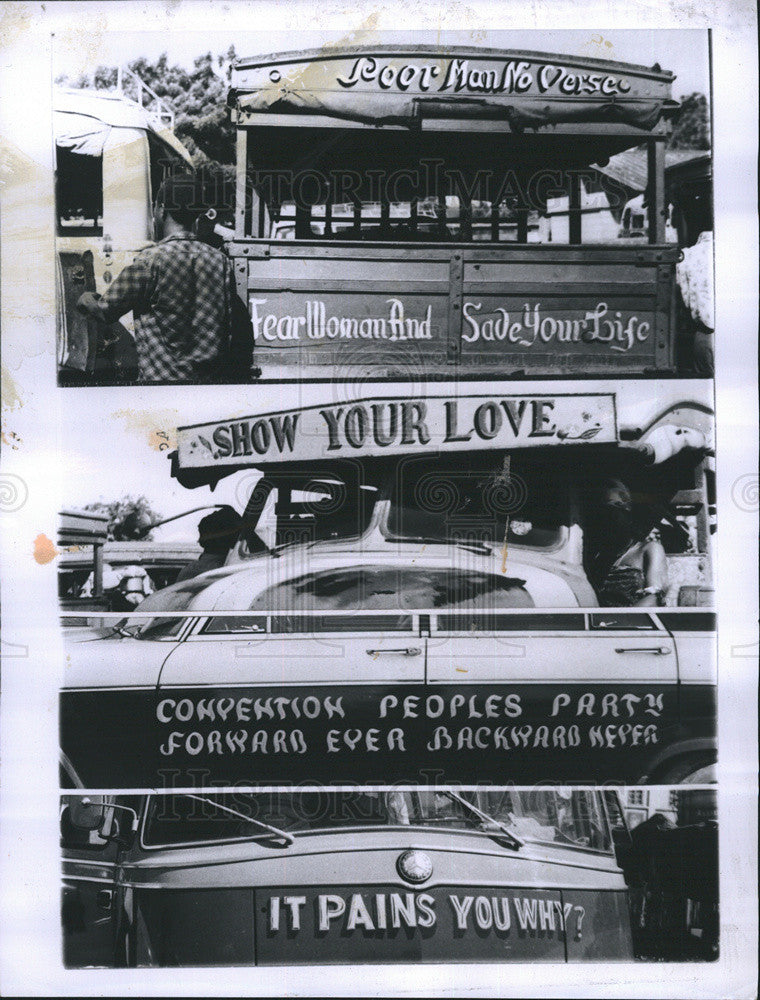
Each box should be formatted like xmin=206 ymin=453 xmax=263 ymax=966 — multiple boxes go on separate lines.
xmin=171 ymin=385 xmax=713 ymax=489
xmin=594 ymin=148 xmax=710 ymax=194
xmin=54 ymin=88 xmax=194 ymax=166
xmin=230 ymin=46 xmax=677 ymax=135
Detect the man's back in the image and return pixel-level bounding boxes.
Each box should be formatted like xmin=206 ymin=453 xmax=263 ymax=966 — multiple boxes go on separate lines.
xmin=105 ymin=233 xmax=233 ymax=382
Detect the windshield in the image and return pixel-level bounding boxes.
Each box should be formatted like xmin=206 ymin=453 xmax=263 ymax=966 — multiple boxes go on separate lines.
xmin=238 ymin=454 xmax=568 ymax=554
xmin=386 ymin=455 xmax=567 ymax=549
xmin=113 ymin=615 xmax=186 ymax=639
xmin=143 ymin=790 xmax=611 ymax=853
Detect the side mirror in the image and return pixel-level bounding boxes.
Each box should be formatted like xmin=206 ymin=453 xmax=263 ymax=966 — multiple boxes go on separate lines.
xmin=67 ymin=796 xmax=107 ymax=831
xmin=64 ymin=797 xmax=138 ymax=847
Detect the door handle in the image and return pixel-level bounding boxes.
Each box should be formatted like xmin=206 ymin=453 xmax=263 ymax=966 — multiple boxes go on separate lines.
xmin=615 ymin=646 xmax=672 ymax=655
xmin=366 ymin=647 xmax=422 ymax=657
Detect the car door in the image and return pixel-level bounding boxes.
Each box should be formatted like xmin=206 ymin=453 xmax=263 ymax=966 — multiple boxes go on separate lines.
xmin=424 ymin=611 xmax=678 ymax=783
xmin=61 ymin=795 xmax=121 ymax=969
xmin=60 ymin=617 xmax=195 ymax=789
xmin=155 ymin=612 xmax=426 ymax=785
xmin=650 ymin=610 xmax=717 ymax=780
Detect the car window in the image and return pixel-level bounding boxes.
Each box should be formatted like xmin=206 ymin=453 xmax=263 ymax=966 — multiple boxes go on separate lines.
xmin=202 ymin=615 xmax=268 ymax=635
xmin=249 ymin=567 xmax=534 ymax=611
xmin=56 ymin=145 xmax=103 ymax=235
xmin=142 ymin=790 xmax=612 ymax=853
xmin=656 ymin=611 xmax=716 ymax=632
xmin=588 ymin=614 xmax=657 ymax=631
xmin=436 ymin=613 xmax=585 ymax=632
xmin=115 ymin=615 xmax=187 ymax=639
xmin=476 ymin=789 xmax=612 ymax=853
xmin=270 ymin=614 xmax=414 ymax=633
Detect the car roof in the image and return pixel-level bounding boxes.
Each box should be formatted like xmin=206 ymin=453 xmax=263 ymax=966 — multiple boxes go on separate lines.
xmin=54 ymin=88 xmax=195 ymax=167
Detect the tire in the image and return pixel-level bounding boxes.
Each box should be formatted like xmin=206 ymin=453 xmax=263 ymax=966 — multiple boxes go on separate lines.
xmin=652 ymin=751 xmax=716 ymax=784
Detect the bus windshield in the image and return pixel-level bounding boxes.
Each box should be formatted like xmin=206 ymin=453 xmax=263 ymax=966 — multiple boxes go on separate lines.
xmin=385 ymin=454 xmax=566 ymax=549
xmin=142 ymin=790 xmax=612 ymax=853
xmin=242 ymin=454 xmax=569 ymax=553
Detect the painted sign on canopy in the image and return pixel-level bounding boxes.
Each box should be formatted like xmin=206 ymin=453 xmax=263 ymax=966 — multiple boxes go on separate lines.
xmin=177 ymin=393 xmax=618 ymax=469
xmin=336 ymin=55 xmax=634 ymax=97
xmin=234 ymin=51 xmax=673 ymax=108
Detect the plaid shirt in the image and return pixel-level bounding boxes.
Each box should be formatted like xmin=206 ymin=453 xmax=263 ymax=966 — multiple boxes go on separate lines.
xmin=98 ymin=233 xmax=237 ymax=383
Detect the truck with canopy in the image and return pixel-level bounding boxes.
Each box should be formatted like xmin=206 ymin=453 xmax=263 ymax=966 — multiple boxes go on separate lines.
xmin=226 ymin=46 xmax=694 ymax=378
xmin=168 ymin=381 xmax=715 ymax=609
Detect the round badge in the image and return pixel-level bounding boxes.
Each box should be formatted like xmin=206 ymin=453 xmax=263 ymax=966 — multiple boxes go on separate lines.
xmin=396 ymin=849 xmax=433 ymax=884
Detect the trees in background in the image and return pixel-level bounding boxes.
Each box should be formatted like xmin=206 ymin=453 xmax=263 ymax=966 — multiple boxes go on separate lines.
xmin=59 ymin=48 xmax=238 ymax=167
xmin=84 ymin=496 xmax=162 ymax=540
xmin=668 ymin=93 xmax=711 ymax=151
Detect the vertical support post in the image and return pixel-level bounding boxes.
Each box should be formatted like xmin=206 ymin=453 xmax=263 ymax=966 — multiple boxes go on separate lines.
xmin=460 ymin=197 xmax=472 ymax=242
xmin=235 ymin=128 xmax=249 ymax=239
xmin=647 ymin=138 xmax=666 ymax=244
xmin=516 ymin=209 xmax=528 ymax=244
xmin=92 ymin=542 xmax=104 ymax=601
xmin=435 ymin=186 xmax=447 ymax=238
xmin=447 ymin=253 xmax=463 ymax=365
xmin=569 ymin=171 xmax=582 ymax=245
xmin=380 ymin=197 xmax=390 ymax=236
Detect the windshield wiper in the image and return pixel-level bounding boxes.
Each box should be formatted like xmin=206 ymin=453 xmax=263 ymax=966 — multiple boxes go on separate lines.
xmin=445 ymin=791 xmax=523 ymax=849
xmin=185 ymin=795 xmax=295 ymax=847
xmin=111 ymin=623 xmax=137 ymax=639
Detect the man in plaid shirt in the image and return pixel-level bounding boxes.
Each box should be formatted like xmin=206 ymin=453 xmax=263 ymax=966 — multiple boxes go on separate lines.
xmin=77 ymin=175 xmax=252 ymax=383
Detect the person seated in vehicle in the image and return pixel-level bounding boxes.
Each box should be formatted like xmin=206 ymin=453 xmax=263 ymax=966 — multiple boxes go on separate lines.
xmin=588 ymin=479 xmax=668 ymax=607
xmin=175 ymin=506 xmax=243 ymax=582
xmin=80 ymin=562 xmax=155 ymax=611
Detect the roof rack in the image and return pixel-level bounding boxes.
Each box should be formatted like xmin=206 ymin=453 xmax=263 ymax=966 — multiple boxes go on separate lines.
xmin=115 ymin=65 xmax=175 ymax=131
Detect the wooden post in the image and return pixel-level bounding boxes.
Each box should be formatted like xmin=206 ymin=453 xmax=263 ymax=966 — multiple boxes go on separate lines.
xmin=569 ymin=171 xmax=582 ymax=245
xmin=516 ymin=209 xmax=528 ymax=244
xmin=490 ymin=199 xmax=500 ymax=242
xmin=235 ymin=129 xmax=249 ymax=239
xmin=380 ymin=198 xmax=390 ymax=236
xmin=460 ymin=197 xmax=472 ymax=242
xmin=647 ymin=138 xmax=666 ymax=244
xmin=92 ymin=542 xmax=104 ymax=600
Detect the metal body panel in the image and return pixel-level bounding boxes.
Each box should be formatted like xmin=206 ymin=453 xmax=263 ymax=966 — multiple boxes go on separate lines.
xmin=60 ymin=613 xmax=715 ymax=788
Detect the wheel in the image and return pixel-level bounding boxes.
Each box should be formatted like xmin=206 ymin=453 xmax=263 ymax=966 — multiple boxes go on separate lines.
xmin=652 ymin=751 xmax=716 ymax=784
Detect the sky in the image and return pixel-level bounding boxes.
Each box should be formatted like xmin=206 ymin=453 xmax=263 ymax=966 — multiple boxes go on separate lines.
xmin=53 ymin=28 xmax=711 ymax=100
